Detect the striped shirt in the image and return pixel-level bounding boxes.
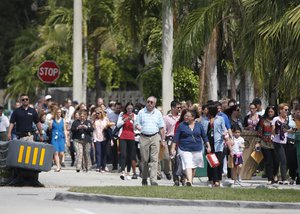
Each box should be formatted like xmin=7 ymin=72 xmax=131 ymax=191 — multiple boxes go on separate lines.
xmin=135 ymin=107 xmax=165 ymax=135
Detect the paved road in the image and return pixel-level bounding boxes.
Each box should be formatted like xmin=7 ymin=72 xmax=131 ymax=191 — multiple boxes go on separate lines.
xmin=1 ymin=187 xmax=299 ymax=214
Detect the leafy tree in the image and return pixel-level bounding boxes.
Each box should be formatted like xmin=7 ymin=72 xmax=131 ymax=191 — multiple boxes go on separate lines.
xmin=174 ymin=67 xmax=199 ymax=103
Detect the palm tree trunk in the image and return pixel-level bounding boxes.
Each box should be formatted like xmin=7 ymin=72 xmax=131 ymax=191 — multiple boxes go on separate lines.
xmin=199 ymin=27 xmax=219 ymax=103
xmin=82 ymin=0 xmax=88 ymax=104
xmin=162 ymin=0 xmax=174 ymax=114
xmin=94 ymin=48 xmax=102 ymax=101
xmin=82 ymin=20 xmax=88 ymax=104
xmin=73 ymin=0 xmax=83 ymax=103
xmin=230 ymin=40 xmax=237 ymax=99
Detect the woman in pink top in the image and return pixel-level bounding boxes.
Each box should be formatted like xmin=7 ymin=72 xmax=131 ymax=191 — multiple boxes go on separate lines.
xmin=92 ymin=108 xmax=110 ymax=172
xmin=117 ymin=102 xmax=137 ymax=180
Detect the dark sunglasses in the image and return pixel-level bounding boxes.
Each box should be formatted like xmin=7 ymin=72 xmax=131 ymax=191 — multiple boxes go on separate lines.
xmin=96 ymin=112 xmax=102 ymax=115
xmin=147 ymin=100 xmax=154 ymax=104
xmin=22 ymin=98 xmax=29 ymax=101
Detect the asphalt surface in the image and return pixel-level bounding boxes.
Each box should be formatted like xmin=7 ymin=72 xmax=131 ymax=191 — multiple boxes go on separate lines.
xmin=36 ymin=163 xmax=300 ymax=209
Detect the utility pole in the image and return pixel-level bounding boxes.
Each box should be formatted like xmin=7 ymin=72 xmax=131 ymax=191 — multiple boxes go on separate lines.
xmin=73 ymin=0 xmax=83 ymax=103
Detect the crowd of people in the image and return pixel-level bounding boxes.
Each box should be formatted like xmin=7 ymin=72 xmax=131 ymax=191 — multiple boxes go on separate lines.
xmin=1 ymin=94 xmax=300 ymax=187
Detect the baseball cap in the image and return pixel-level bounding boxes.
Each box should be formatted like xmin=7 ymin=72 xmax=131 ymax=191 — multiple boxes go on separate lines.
xmin=45 ymin=95 xmax=52 ymax=101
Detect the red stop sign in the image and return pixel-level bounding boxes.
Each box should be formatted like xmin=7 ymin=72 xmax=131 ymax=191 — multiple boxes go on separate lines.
xmin=38 ymin=60 xmax=60 ymax=83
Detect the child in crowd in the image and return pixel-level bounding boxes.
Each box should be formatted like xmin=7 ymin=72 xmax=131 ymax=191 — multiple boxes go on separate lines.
xmin=231 ymin=127 xmax=245 ymax=184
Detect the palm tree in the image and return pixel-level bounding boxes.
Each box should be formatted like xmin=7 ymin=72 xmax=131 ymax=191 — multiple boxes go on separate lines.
xmin=174 ymin=0 xmax=242 ymax=103
xmin=86 ymin=0 xmax=116 ymax=101
xmin=241 ymin=0 xmax=300 ymax=103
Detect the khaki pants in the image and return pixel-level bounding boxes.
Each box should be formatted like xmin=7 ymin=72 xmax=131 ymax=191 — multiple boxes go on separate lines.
xmin=74 ymin=139 xmax=91 ymax=171
xmin=140 ymin=134 xmax=160 ymax=182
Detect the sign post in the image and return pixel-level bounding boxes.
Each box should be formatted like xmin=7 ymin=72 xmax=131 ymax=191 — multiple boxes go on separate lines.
xmin=38 ymin=60 xmax=60 ymax=83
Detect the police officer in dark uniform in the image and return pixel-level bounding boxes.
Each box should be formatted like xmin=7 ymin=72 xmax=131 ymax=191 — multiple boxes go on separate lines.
xmin=7 ymin=94 xmax=44 ymax=187
xmin=7 ymin=94 xmax=44 ymax=141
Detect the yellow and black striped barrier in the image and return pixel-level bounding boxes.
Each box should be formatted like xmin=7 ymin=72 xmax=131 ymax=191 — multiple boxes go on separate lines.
xmin=6 ymin=140 xmax=54 ymax=172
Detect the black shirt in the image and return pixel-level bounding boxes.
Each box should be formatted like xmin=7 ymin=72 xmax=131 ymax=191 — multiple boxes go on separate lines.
xmin=71 ymin=119 xmax=94 ymax=143
xmin=10 ymin=106 xmax=39 ymax=133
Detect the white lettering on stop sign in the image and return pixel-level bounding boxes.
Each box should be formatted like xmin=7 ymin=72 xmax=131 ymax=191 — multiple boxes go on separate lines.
xmin=39 ymin=67 xmax=59 ymax=76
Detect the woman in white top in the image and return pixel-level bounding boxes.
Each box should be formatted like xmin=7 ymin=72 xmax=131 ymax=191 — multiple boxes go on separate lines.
xmin=92 ymin=107 xmax=112 ymax=172
xmin=271 ymin=103 xmax=292 ymax=184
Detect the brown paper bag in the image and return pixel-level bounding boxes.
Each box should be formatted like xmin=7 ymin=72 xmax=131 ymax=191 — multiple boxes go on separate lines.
xmin=250 ymin=151 xmax=264 ymax=164
xmin=159 ymin=144 xmax=165 ymax=160
xmin=228 ymin=155 xmax=234 ymax=168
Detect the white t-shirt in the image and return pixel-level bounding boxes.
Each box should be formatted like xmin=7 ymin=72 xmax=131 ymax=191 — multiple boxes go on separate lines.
xmin=271 ymin=116 xmax=287 ymax=144
xmin=232 ymin=136 xmax=244 ymax=155
xmin=0 ymin=114 xmax=9 ymax=132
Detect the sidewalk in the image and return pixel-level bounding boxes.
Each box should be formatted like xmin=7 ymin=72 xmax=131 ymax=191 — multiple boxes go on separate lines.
xmin=38 ymin=164 xmax=300 ymax=209
xmin=40 ymin=163 xmax=300 ymax=190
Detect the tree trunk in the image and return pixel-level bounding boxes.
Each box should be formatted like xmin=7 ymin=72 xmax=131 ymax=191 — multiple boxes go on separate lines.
xmin=73 ymin=0 xmax=83 ymax=103
xmin=82 ymin=0 xmax=88 ymax=104
xmin=162 ymin=0 xmax=174 ymax=114
xmin=229 ymin=40 xmax=237 ymax=100
xmin=94 ymin=48 xmax=102 ymax=102
xmin=199 ymin=27 xmax=219 ymax=103
xmin=82 ymin=25 xmax=88 ymax=104
xmin=206 ymin=27 xmax=219 ymax=102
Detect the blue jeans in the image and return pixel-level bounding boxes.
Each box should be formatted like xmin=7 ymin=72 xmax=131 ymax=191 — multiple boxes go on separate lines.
xmin=95 ymin=140 xmax=108 ymax=169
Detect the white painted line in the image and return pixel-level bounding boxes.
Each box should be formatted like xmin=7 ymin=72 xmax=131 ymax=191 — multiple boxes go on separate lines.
xmin=74 ymin=208 xmax=96 ymax=214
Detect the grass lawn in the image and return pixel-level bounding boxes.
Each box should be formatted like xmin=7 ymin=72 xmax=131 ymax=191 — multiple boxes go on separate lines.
xmin=69 ymin=186 xmax=300 ymax=203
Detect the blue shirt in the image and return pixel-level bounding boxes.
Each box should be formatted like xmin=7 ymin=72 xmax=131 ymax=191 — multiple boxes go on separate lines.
xmin=218 ymin=112 xmax=231 ymax=129
xmin=135 ymin=107 xmax=165 ymax=135
xmin=174 ymin=122 xmax=208 ymax=152
xmin=213 ymin=115 xmax=227 ymax=152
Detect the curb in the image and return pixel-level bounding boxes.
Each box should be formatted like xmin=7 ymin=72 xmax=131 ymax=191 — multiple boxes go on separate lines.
xmin=54 ymin=192 xmax=300 ymax=209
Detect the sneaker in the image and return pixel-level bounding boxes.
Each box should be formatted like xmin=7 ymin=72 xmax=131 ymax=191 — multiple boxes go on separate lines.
xmin=104 ymin=167 xmax=109 ymax=172
xmin=283 ymin=180 xmax=289 ymax=185
xmin=290 ymin=179 xmax=295 ymax=185
xmin=96 ymin=169 xmax=100 ymax=172
xmin=76 ymin=169 xmax=80 ymax=173
xmin=142 ymin=179 xmax=148 ymax=186
xmin=157 ymin=175 xmax=162 ymax=180
xmin=174 ymin=180 xmax=180 ymax=186
xmin=165 ymin=173 xmax=172 ymax=180
xmin=186 ymin=182 xmax=192 ymax=187
xmin=126 ymin=175 xmax=132 ymax=180
xmin=132 ymin=173 xmax=138 ymax=179
xmin=120 ymin=173 xmax=125 ymax=180
xmin=61 ymin=162 xmax=66 ymax=167
xmin=150 ymin=181 xmax=158 ymax=186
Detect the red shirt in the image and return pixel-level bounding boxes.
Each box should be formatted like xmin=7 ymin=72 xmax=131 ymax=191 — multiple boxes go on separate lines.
xmin=119 ymin=113 xmax=135 ymax=140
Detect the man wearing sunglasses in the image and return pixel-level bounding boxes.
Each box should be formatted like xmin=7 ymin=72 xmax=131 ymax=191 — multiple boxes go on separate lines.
xmin=135 ymin=96 xmax=165 ymax=186
xmin=7 ymin=94 xmax=43 ymax=142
